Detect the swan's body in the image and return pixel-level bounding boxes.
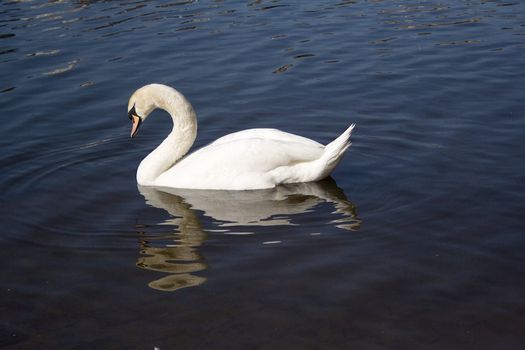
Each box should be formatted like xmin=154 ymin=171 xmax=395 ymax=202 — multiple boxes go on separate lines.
xmin=128 ymin=84 xmax=355 ymax=190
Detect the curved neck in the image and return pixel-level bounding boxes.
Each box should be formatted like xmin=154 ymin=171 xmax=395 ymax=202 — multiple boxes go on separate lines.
xmin=137 ymin=88 xmax=197 ymax=185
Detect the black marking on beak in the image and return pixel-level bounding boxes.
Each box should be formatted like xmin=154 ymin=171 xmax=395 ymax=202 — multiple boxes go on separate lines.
xmin=128 ymin=104 xmax=138 ymax=120
xmin=129 ymin=104 xmax=143 ymax=138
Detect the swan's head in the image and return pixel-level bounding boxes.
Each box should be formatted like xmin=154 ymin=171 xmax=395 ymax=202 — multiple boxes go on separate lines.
xmin=127 ymin=84 xmax=165 ymax=137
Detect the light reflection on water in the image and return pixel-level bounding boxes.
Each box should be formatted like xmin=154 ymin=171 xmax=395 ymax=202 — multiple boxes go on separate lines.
xmin=136 ymin=179 xmax=360 ymax=291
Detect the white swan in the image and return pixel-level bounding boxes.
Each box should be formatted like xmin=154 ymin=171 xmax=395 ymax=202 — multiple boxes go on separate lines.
xmin=128 ymin=84 xmax=355 ymax=190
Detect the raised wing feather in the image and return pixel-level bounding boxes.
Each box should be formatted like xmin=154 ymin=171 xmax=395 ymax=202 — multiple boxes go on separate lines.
xmin=210 ymin=128 xmax=324 ymax=149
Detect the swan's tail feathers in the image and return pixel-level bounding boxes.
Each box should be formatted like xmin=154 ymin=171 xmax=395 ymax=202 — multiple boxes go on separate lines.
xmin=324 ymin=123 xmax=355 ymax=163
xmin=317 ymin=123 xmax=355 ymax=179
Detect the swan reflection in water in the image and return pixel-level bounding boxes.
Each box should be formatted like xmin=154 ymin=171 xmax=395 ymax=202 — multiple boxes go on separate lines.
xmin=135 ymin=178 xmax=361 ymax=292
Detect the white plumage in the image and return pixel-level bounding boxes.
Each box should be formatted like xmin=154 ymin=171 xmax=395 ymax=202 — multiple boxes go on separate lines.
xmin=128 ymin=84 xmax=355 ymax=190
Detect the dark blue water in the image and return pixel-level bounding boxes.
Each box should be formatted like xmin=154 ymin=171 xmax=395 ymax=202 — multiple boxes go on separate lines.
xmin=1 ymin=0 xmax=525 ymax=349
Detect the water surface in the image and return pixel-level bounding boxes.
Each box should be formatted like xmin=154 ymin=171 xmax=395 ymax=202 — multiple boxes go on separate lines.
xmin=1 ymin=0 xmax=525 ymax=349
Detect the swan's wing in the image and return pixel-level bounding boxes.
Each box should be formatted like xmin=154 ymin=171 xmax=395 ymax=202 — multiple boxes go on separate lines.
xmin=155 ymin=135 xmax=325 ymax=189
xmin=187 ymin=137 xmax=324 ymax=172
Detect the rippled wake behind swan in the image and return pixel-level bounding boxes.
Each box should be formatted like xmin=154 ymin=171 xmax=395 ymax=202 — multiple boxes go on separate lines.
xmin=128 ymin=84 xmax=355 ymax=190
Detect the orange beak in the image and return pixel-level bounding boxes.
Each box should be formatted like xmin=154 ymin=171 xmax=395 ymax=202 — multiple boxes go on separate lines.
xmin=130 ymin=115 xmax=141 ymax=138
